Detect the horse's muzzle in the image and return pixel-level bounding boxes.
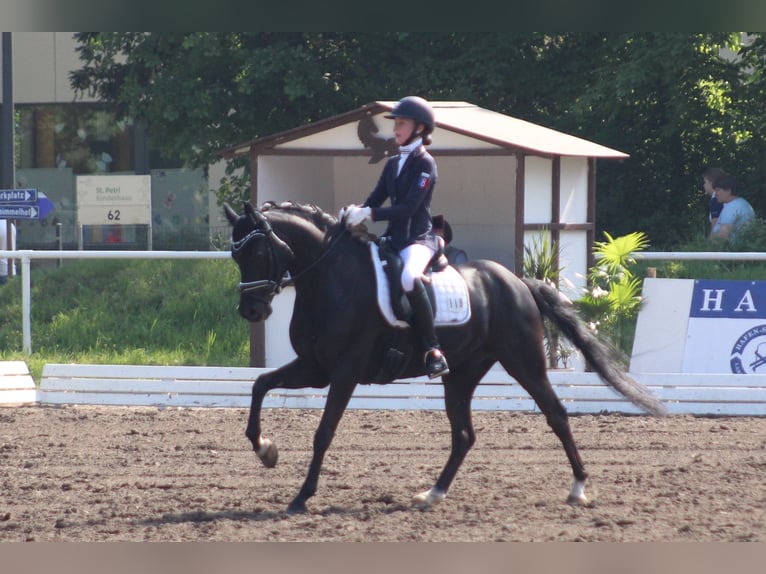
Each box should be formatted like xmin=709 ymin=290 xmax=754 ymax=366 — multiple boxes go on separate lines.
xmin=238 ymin=296 xmax=273 ymax=322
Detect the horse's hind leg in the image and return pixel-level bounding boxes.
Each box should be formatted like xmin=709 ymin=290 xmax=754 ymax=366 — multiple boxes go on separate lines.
xmin=412 ymin=364 xmax=488 ymax=509
xmin=509 ymin=364 xmax=589 ymax=504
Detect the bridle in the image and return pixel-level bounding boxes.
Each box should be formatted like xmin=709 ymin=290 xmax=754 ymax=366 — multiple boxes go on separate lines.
xmin=231 ymin=210 xmax=347 ymax=300
xmin=231 ymin=226 xmax=293 ymax=297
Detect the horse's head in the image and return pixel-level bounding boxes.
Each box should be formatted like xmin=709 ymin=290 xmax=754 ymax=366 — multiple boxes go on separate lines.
xmin=224 ymin=202 xmax=295 ymax=322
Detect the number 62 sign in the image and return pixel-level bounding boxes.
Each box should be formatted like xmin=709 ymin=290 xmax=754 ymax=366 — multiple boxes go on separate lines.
xmin=76 ymin=175 xmax=152 ymax=226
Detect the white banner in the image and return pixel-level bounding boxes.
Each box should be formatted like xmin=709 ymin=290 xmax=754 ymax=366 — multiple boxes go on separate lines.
xmin=682 ymin=279 xmax=766 ymax=374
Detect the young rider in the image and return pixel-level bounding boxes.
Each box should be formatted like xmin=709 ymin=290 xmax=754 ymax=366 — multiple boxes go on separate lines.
xmin=343 ymin=96 xmax=449 ymax=379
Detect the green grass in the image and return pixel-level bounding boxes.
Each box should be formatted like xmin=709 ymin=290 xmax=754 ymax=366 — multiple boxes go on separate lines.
xmin=0 ymin=258 xmax=251 ymax=383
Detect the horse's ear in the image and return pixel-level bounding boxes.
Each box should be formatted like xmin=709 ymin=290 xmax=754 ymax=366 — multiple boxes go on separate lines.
xmin=243 ymin=202 xmax=270 ymax=229
xmin=243 ymin=202 xmax=261 ymax=227
xmin=223 ymin=203 xmax=239 ymax=225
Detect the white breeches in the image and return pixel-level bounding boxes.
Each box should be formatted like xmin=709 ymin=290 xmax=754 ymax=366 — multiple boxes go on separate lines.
xmin=400 ymin=242 xmax=435 ymax=292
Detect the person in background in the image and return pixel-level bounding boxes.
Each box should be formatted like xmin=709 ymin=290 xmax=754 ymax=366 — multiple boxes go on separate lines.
xmin=0 ymin=219 xmax=16 ymax=285
xmin=432 ymin=214 xmax=468 ymax=265
xmin=702 ymin=166 xmax=726 ymax=233
xmin=342 ymin=96 xmax=449 ymax=379
xmin=710 ymin=173 xmax=755 ymax=242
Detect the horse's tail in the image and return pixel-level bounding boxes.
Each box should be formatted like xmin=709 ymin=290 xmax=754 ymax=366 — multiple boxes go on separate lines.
xmin=522 ymin=278 xmax=667 ymax=417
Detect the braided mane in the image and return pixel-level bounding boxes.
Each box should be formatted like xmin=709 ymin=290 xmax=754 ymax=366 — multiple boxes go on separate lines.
xmin=259 ymin=200 xmax=377 ymax=244
xmin=259 ymin=201 xmax=336 ymax=231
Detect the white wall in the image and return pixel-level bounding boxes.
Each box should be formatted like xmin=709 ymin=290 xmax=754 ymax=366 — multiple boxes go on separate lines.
xmin=1 ymin=32 xmax=98 ymax=104
xmin=332 ymin=155 xmax=518 ymax=269
xmin=523 ymin=156 xmax=553 ymax=223
xmin=258 ymin=155 xmax=335 ymax=208
xmin=630 ymin=278 xmax=694 ymax=372
xmin=559 ymin=157 xmax=589 ymax=223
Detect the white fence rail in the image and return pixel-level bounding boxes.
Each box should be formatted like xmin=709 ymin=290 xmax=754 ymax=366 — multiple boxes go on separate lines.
xmin=0 ymin=249 xmax=229 ymax=354
xmin=2 ymin=360 xmax=765 ymax=415
xmin=636 ymin=251 xmax=766 ymax=261
xmin=27 ymin=363 xmax=766 ymax=415
xmin=0 ymin=361 xmax=36 ymax=405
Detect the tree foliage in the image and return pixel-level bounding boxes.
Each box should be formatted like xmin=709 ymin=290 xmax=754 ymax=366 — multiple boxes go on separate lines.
xmin=70 ymin=32 xmax=764 ymax=248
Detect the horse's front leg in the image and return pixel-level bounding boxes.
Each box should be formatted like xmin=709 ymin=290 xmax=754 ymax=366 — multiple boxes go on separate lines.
xmin=287 ymin=380 xmax=357 ymax=514
xmin=245 ymin=358 xmax=327 ymax=469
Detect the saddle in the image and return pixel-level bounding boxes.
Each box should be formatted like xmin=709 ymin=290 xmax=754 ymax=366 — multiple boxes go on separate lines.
xmin=366 ymin=238 xmax=471 ymax=383
xmin=371 ymin=238 xmax=471 ymax=328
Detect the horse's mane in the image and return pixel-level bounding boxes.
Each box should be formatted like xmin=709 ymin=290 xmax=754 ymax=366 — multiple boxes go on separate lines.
xmin=259 ymin=200 xmax=377 ymax=244
xmin=260 ymin=201 xmax=336 ymax=230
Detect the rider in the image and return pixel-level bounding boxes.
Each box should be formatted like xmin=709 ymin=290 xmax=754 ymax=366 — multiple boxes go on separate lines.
xmin=343 ymin=96 xmax=449 ymax=379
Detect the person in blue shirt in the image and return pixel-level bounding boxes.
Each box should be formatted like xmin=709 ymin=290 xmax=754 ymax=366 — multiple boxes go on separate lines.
xmin=702 ymin=166 xmax=726 ymax=233
xmin=342 ymin=96 xmax=449 ymax=379
xmin=711 ymin=173 xmax=755 ymax=242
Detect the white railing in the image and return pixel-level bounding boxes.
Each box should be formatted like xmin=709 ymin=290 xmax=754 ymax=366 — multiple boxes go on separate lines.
xmin=0 ymin=249 xmax=229 ymax=354
xmin=635 ymin=251 xmax=766 ymax=261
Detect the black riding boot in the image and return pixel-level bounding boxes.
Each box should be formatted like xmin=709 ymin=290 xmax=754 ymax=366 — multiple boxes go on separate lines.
xmin=406 ymin=278 xmax=449 ymax=379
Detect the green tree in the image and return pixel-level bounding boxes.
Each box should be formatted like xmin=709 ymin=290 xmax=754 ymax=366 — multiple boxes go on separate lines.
xmin=69 ymin=33 xmax=761 ymax=246
xmin=532 ymin=33 xmax=744 ymax=247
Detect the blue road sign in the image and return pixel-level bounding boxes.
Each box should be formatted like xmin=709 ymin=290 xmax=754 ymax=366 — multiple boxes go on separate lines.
xmin=0 ymin=188 xmax=38 ymax=203
xmin=0 ymin=205 xmax=40 ymax=219
xmin=0 ymin=190 xmax=54 ymax=220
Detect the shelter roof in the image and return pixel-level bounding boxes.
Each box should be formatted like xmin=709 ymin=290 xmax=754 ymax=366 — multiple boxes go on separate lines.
xmin=222 ymin=101 xmax=628 ymax=160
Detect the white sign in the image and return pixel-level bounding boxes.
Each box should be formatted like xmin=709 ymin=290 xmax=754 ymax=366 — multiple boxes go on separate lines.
xmin=631 ymin=278 xmax=766 ymax=374
xmin=682 ymin=279 xmax=766 ymax=374
xmin=76 ymin=175 xmax=152 ymax=225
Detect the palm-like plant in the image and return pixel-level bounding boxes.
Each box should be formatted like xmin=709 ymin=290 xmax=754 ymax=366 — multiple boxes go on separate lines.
xmin=576 ymin=231 xmax=650 ymax=357
xmin=522 ymin=231 xmax=572 ymax=368
xmin=523 ymin=231 xmax=561 ymax=285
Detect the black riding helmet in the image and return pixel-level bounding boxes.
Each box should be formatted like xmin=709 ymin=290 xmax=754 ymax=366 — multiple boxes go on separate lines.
xmin=385 ymin=96 xmax=435 ymax=133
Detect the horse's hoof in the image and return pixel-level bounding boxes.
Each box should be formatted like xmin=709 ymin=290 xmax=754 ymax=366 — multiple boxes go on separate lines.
xmin=286 ymin=500 xmax=308 ymax=515
xmin=412 ymin=488 xmax=446 ymax=509
xmin=256 ymin=438 xmax=278 ymax=468
xmin=566 ymin=479 xmax=587 ymax=505
xmin=566 ymin=493 xmax=588 ymax=505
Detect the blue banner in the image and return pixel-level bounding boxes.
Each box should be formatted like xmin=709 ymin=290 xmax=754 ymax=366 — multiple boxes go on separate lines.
xmin=689 ymin=279 xmax=766 ymax=319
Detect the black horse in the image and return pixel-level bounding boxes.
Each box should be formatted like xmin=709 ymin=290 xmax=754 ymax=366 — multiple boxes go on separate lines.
xmin=224 ymin=200 xmax=665 ymax=514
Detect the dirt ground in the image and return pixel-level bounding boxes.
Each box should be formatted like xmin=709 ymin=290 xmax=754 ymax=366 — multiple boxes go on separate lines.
xmin=0 ymin=405 xmax=764 ymax=542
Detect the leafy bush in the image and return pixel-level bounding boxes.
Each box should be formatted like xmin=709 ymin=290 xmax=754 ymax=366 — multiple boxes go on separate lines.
xmin=574 ymin=231 xmax=649 ymax=358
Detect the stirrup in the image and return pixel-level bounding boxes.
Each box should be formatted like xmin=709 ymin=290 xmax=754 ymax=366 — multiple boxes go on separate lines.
xmin=425 ymin=348 xmax=449 ymax=379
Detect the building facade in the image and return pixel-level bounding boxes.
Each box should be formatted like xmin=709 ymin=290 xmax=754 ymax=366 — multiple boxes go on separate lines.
xmin=0 ymin=33 xmax=213 ymax=252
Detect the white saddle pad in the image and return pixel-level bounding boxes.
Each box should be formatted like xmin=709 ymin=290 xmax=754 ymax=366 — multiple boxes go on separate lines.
xmin=369 ymin=243 xmax=471 ymax=328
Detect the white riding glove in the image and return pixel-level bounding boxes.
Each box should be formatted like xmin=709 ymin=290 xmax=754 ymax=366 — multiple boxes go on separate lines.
xmin=345 ymin=205 xmax=372 ymax=227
